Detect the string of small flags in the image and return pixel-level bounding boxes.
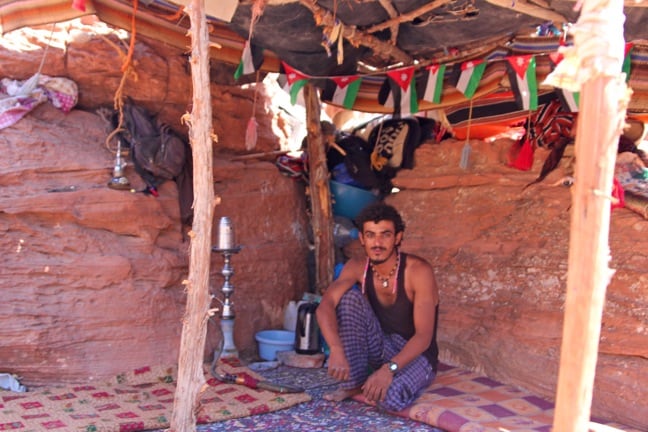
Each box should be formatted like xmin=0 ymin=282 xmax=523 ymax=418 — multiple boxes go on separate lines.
xmin=235 ymin=41 xmax=634 ymax=116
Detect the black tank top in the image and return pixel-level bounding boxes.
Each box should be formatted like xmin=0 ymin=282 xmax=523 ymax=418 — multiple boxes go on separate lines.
xmin=365 ymin=253 xmax=439 ymax=371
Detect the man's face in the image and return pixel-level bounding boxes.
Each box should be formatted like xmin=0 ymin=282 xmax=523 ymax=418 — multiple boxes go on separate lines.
xmin=359 ymin=220 xmax=402 ymax=264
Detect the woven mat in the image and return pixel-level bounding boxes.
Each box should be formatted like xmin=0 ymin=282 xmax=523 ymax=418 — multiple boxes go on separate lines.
xmin=0 ymin=358 xmax=310 ymax=432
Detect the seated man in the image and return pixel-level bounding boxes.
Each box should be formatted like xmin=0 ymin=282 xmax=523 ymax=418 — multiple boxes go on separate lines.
xmin=316 ymin=202 xmax=439 ymax=411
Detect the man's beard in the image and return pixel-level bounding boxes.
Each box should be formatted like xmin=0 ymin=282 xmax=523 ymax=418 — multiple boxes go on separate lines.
xmin=369 ymin=247 xmax=396 ymax=265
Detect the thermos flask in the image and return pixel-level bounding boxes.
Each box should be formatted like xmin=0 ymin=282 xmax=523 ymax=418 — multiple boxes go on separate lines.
xmin=294 ymin=302 xmax=321 ymax=355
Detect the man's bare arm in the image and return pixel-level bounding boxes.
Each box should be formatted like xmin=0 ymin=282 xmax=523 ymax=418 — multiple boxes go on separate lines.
xmin=316 ymin=258 xmax=365 ymax=381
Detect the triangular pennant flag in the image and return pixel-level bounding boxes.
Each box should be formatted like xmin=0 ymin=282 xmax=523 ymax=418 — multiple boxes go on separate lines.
xmin=280 ymin=62 xmax=309 ymax=105
xmin=548 ymin=51 xmax=563 ymax=68
xmin=456 ymin=60 xmax=486 ymax=99
xmin=547 ymin=53 xmax=580 ymax=112
xmin=321 ymin=75 xmax=362 ymax=109
xmin=423 ymin=64 xmax=446 ymax=104
xmin=549 ymin=32 xmax=568 ymax=67
xmin=507 ymin=55 xmax=538 ymax=111
xmin=623 ymin=42 xmax=633 ymax=83
xmin=234 ymin=41 xmax=264 ymax=80
xmin=611 ymin=177 xmax=625 ymax=210
xmin=509 ymin=136 xmax=535 ymax=171
xmin=385 ymin=67 xmax=418 ymax=116
xmin=556 ymin=88 xmax=580 ymax=112
xmin=72 ymin=0 xmax=86 ymax=11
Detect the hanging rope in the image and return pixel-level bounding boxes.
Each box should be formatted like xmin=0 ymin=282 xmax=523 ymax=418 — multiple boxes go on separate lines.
xmin=104 ymin=0 xmax=140 ymax=152
xmin=249 ymin=0 xmax=267 ymax=41
xmin=459 ymin=98 xmax=474 ymax=169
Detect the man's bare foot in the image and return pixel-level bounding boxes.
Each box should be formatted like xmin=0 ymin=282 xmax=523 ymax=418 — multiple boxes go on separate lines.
xmin=322 ymin=386 xmax=362 ymax=402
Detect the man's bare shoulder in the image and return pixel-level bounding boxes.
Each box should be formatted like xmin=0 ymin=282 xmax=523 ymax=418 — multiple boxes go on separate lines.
xmin=404 ymin=252 xmax=435 ymax=272
xmin=403 ymin=252 xmax=438 ymax=297
xmin=342 ymin=256 xmax=368 ymax=278
xmin=323 ymin=256 xmax=367 ymax=301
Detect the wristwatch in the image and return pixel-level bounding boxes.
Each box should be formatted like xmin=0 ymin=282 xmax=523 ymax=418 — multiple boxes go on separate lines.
xmin=387 ymin=361 xmax=399 ymax=374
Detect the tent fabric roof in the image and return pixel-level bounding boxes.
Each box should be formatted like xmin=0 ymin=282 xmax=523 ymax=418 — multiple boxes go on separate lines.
xmin=1 ymin=0 xmax=647 ymax=114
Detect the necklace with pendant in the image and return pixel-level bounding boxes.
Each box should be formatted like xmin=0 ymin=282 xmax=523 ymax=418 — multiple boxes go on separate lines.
xmin=371 ymin=251 xmax=400 ymax=292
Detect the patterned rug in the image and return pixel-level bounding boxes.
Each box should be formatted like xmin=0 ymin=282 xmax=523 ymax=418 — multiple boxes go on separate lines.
xmin=2 ymin=360 xmax=640 ymax=432
xmin=190 ymin=362 xmax=641 ymax=432
xmin=0 ymin=358 xmax=310 ymax=432
xmin=192 ymin=364 xmax=440 ymax=432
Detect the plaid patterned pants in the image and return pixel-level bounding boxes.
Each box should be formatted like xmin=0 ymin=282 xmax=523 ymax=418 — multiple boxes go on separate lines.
xmin=336 ymin=287 xmax=436 ymax=411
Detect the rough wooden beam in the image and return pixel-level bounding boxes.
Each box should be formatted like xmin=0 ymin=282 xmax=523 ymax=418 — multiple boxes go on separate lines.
xmin=303 ymin=83 xmax=335 ymax=294
xmin=484 ymin=0 xmax=567 ymax=23
xmin=558 ymin=0 xmax=648 ymax=7
xmin=377 ymin=0 xmax=399 ymax=44
xmin=420 ymin=33 xmax=513 ymax=66
xmin=298 ymin=0 xmax=412 ymax=65
xmin=552 ymin=0 xmax=628 ymax=429
xmin=367 ymin=0 xmax=455 ymax=33
xmin=170 ymin=1 xmax=215 ymax=431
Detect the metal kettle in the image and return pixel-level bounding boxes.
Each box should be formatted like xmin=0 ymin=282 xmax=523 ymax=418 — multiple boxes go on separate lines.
xmin=294 ymin=302 xmax=320 ymax=355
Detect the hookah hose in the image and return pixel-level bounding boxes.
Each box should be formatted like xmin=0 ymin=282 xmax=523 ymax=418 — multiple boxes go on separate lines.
xmin=209 ymin=347 xmax=304 ymax=394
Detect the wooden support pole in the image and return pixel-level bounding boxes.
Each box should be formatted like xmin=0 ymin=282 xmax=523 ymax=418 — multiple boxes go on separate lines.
xmin=170 ymin=1 xmax=215 ymax=431
xmin=552 ymin=0 xmax=628 ymax=429
xmin=303 ymin=83 xmax=335 ymax=294
xmin=554 ymin=77 xmax=623 ymax=431
xmin=298 ymin=0 xmax=412 ymax=65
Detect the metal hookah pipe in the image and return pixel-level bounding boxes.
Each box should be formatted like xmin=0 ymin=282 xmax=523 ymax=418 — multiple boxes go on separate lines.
xmin=211 ymin=217 xmax=242 ymax=358
xmin=107 ymin=138 xmax=131 ymax=190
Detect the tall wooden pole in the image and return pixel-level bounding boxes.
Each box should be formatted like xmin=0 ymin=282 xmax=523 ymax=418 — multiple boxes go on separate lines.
xmin=170 ymin=0 xmax=215 ymax=431
xmin=552 ymin=0 xmax=629 ymax=429
xmin=303 ymin=84 xmax=335 ymax=293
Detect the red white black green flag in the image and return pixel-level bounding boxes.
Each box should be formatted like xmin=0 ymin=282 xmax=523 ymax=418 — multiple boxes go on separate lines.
xmin=382 ymin=67 xmax=418 ymax=116
xmin=456 ymin=60 xmax=486 ymax=99
xmin=279 ymin=62 xmax=309 ymax=105
xmin=423 ymin=64 xmax=446 ymax=105
xmin=507 ymin=55 xmax=538 ymax=111
xmin=321 ymin=75 xmax=362 ymax=110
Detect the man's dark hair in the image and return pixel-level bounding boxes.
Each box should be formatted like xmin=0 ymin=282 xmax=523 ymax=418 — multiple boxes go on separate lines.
xmin=355 ymin=202 xmax=405 ymax=234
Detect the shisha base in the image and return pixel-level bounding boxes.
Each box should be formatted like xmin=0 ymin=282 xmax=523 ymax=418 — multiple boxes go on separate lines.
xmin=107 ymin=176 xmax=131 ymax=190
xmin=219 ymin=317 xmax=238 ymax=358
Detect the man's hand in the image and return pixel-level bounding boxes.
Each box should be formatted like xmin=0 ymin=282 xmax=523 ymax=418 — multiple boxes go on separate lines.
xmin=327 ymin=349 xmax=351 ymax=381
xmin=361 ymin=364 xmax=393 ymax=403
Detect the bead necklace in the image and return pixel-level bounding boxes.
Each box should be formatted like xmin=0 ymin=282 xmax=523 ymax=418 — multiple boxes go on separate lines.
xmin=370 ymin=251 xmax=400 ymax=292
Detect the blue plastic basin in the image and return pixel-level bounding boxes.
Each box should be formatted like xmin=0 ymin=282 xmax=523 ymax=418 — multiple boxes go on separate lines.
xmin=255 ymin=330 xmax=295 ymax=361
xmin=329 ymin=180 xmax=379 ymax=220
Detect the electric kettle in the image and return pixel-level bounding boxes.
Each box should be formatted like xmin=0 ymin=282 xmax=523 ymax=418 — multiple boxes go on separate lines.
xmin=294 ymin=302 xmax=321 ymax=355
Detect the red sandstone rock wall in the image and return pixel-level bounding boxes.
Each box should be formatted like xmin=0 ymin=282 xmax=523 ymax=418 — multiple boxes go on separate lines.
xmin=388 ymin=141 xmax=647 ymax=429
xmin=0 ymin=103 xmax=310 ymax=386
xmin=0 ymin=17 xmax=289 ymax=153
xmin=1 ymin=20 xmax=310 ymax=386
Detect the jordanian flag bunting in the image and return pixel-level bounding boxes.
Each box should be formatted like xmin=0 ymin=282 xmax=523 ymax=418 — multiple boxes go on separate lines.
xmin=324 ymin=75 xmax=362 ymax=109
xmin=385 ymin=67 xmax=418 ymax=115
xmin=507 ymin=55 xmax=538 ymax=111
xmin=549 ymin=56 xmax=580 ymax=112
xmin=456 ymin=60 xmax=486 ymax=99
xmin=235 ymin=41 xmax=255 ymax=79
xmin=423 ymin=64 xmax=446 ymax=104
xmin=549 ymin=32 xmax=568 ymax=66
xmin=623 ymin=42 xmax=633 ymax=83
xmin=558 ymin=88 xmax=580 ymax=112
xmin=281 ymin=62 xmax=309 ymax=105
